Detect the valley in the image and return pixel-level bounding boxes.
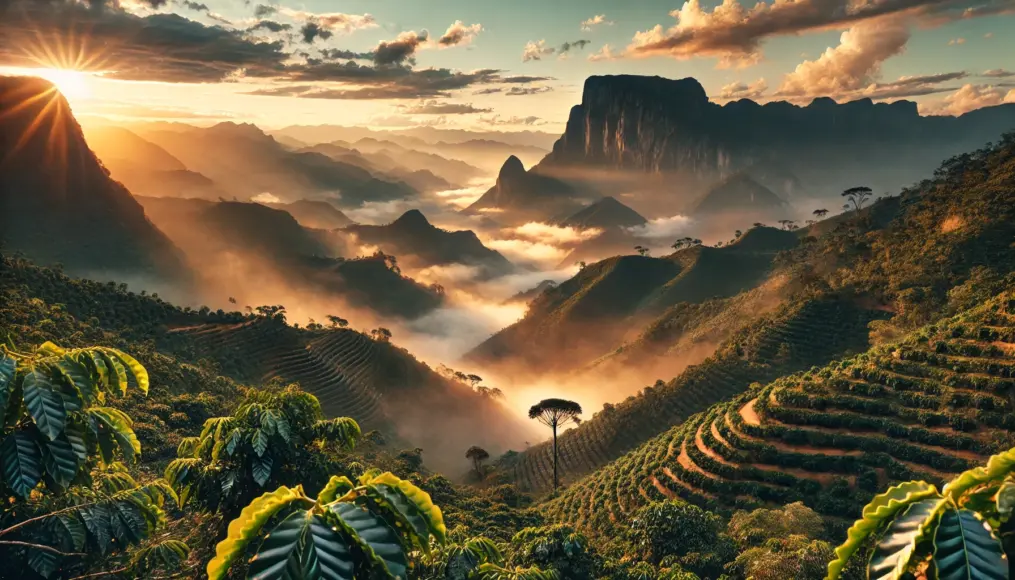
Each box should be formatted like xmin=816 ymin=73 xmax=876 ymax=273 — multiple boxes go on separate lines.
xmin=3 ymin=40 xmax=1015 ymax=579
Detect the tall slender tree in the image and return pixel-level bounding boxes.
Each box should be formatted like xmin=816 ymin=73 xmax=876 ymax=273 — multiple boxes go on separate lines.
xmin=528 ymin=398 xmax=583 ymax=493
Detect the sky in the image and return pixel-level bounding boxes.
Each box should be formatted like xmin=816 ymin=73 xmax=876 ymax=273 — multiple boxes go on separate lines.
xmin=1 ymin=0 xmax=1014 ymax=131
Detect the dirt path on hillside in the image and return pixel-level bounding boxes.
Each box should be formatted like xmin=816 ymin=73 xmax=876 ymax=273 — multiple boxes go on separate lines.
xmin=739 ymin=398 xmax=761 ymax=426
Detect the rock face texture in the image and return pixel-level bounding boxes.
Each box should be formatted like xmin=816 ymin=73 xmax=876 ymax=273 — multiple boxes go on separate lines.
xmin=0 ymin=76 xmax=188 ymax=281
xmin=535 ymin=75 xmax=1015 ymax=193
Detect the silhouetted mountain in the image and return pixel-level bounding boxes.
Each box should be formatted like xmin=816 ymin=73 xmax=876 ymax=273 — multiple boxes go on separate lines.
xmin=137 ymin=197 xmax=441 ymax=318
xmin=348 ymin=139 xmax=483 ymax=185
xmin=467 ymin=227 xmax=799 ymax=373
xmin=504 ymin=279 xmax=558 ymax=305
xmin=559 ymin=196 xmax=647 ymax=229
xmin=268 ymin=199 xmax=353 ymax=230
xmin=465 ymin=156 xmax=582 ymax=223
xmin=137 ymin=123 xmax=416 ymax=207
xmin=692 ymin=173 xmax=787 ymax=219
xmin=538 ymin=74 xmax=1015 ymax=199
xmin=0 ymin=76 xmax=187 ymax=281
xmin=343 ymin=210 xmax=512 ymax=276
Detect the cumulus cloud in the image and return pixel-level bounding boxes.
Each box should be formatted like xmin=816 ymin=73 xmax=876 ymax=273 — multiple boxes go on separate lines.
xmin=397 ymin=100 xmax=491 ymax=114
xmin=373 ymin=30 xmax=429 ymax=65
xmin=581 ymin=14 xmax=613 ymax=31
xmin=281 ymin=9 xmax=377 ymax=36
xmin=948 ymin=37 xmax=966 ymax=45
xmin=522 ymin=40 xmax=556 ymax=62
xmin=624 ymin=0 xmax=1009 ymax=67
xmin=253 ymin=4 xmax=276 ymax=18
xmin=248 ymin=19 xmax=291 ymax=33
xmin=717 ymin=78 xmax=768 ymax=101
xmin=438 ymin=21 xmax=482 ymax=47
xmin=588 ymin=44 xmax=618 ymax=62
xmin=777 ymin=19 xmax=910 ymax=99
xmin=921 ymin=84 xmax=1015 ymax=115
xmin=625 ymin=215 xmax=695 ymax=239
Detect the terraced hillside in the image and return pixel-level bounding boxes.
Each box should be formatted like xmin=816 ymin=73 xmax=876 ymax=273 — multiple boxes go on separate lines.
xmin=507 ymin=294 xmax=888 ymax=491
xmin=467 ymin=227 xmax=799 ymax=374
xmin=164 ymin=319 xmax=532 ymax=471
xmin=548 ymin=288 xmax=1015 ymax=534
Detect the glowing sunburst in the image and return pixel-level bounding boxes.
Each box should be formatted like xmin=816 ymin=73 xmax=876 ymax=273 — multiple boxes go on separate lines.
xmin=32 ymin=68 xmax=92 ymax=101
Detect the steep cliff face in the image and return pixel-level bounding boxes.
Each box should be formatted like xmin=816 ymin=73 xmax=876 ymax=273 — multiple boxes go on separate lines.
xmin=538 ymin=75 xmax=1015 ymax=192
xmin=0 ymin=76 xmax=188 ymax=281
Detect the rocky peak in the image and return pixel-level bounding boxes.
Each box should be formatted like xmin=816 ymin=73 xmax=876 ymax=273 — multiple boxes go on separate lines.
xmin=497 ymin=155 xmax=526 ymax=187
xmin=392 ymin=209 xmax=432 ymax=229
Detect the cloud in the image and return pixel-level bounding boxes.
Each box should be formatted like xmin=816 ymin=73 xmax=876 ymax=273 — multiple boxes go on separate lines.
xmin=581 ymin=14 xmax=613 ymax=31
xmin=281 ymin=9 xmax=377 ymax=36
xmin=319 ymin=48 xmax=373 ymax=60
xmin=483 ymin=239 xmax=569 ymax=268
xmin=479 ymin=114 xmax=547 ymax=126
xmin=265 ymin=63 xmax=505 ymax=99
xmin=921 ymin=83 xmax=1015 ymax=115
xmin=500 ymin=75 xmax=554 ymax=83
xmin=396 ymin=100 xmax=491 ymax=114
xmin=624 ymin=0 xmax=1010 ymax=67
xmin=248 ymin=19 xmax=291 ymax=33
xmin=511 ymin=222 xmax=603 ymax=244
xmin=505 ymin=86 xmax=552 ymax=96
xmin=177 ymin=0 xmax=231 ymax=24
xmin=625 ymin=215 xmax=694 ymax=239
xmin=373 ymin=30 xmax=429 ymax=65
xmin=588 ymin=44 xmax=618 ymax=62
xmin=299 ymin=22 xmax=332 ymax=43
xmin=557 ymin=39 xmax=592 ymax=59
xmin=0 ymin=2 xmax=290 ymax=83
xmin=251 ymin=192 xmax=282 ymax=203
xmin=983 ymin=69 xmax=1014 ymax=78
xmin=438 ymin=21 xmax=482 ymax=47
xmin=777 ymin=19 xmax=910 ymax=99
xmin=717 ymin=78 xmax=768 ymax=101
xmin=948 ymin=37 xmax=966 ymax=45
xmin=522 ymin=40 xmax=555 ymax=62
xmin=253 ymin=4 xmax=277 ymax=18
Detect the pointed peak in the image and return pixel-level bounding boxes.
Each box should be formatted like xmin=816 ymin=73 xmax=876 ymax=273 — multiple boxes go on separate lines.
xmin=393 ymin=209 xmax=431 ymax=227
xmin=498 ymin=155 xmax=526 ymax=181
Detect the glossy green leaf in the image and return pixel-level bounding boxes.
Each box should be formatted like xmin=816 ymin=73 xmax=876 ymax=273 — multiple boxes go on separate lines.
xmin=89 ymin=407 xmax=141 ymax=464
xmin=868 ymin=499 xmax=944 ymax=580
xmin=307 ymin=513 xmax=355 ymax=580
xmin=43 ymin=435 xmax=80 ymax=487
xmin=944 ymin=448 xmax=1015 ymax=503
xmin=934 ymin=508 xmax=1008 ymax=580
xmin=368 ymin=482 xmax=432 ymax=549
xmin=207 ymin=485 xmax=307 ymax=580
xmin=252 ymin=429 xmax=269 ymax=457
xmin=59 ymin=513 xmax=88 ymax=551
xmin=317 ymin=475 xmax=355 ymax=504
xmin=2 ymin=431 xmax=42 ymax=497
xmin=24 ymin=370 xmax=66 ymax=441
xmin=247 ymin=510 xmax=309 ymax=580
xmin=332 ymin=501 xmax=408 ymax=579
xmin=95 ymin=350 xmax=128 ymax=396
xmin=252 ymin=454 xmax=273 ymax=487
xmin=369 ymin=472 xmax=447 ymax=543
xmin=827 ymin=480 xmax=940 ymax=579
xmin=101 ymin=348 xmax=149 ymax=394
xmin=0 ymin=354 xmax=15 ymax=418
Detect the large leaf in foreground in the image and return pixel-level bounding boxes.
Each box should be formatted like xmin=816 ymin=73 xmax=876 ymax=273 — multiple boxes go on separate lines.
xmin=332 ymin=502 xmax=408 ymax=579
xmin=207 ymin=486 xmax=306 ymax=580
xmin=2 ymin=431 xmax=42 ymax=497
xmin=934 ymin=508 xmax=1008 ymax=580
xmin=868 ymin=499 xmax=943 ymax=580
xmin=247 ymin=510 xmax=308 ymax=580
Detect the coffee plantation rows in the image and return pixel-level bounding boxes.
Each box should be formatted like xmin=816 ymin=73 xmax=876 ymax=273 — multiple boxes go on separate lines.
xmin=549 ymin=287 xmax=1015 ymax=537
xmin=510 ymin=294 xmax=889 ymax=491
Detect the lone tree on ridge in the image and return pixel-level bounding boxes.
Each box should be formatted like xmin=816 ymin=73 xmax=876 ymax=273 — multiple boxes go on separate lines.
xmin=842 ymin=186 xmax=873 ymax=213
xmin=466 ymin=445 xmax=491 ymax=478
xmin=528 ymin=398 xmax=583 ymax=493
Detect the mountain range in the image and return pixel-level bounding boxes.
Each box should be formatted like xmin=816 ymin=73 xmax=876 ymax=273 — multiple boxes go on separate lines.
xmin=0 ymin=77 xmax=188 ymax=282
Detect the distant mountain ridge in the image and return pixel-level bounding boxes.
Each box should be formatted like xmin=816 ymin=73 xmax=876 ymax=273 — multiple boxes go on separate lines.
xmin=343 ymin=210 xmax=513 ymax=276
xmin=0 ymin=76 xmax=188 ymax=281
xmin=536 ymin=74 xmax=1015 ymax=197
xmin=464 ymin=155 xmax=582 ymax=223
xmin=558 ymin=196 xmax=648 ymax=229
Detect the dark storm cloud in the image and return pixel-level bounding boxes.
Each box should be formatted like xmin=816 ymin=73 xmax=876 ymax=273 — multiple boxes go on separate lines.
xmin=0 ymin=0 xmax=287 ymax=82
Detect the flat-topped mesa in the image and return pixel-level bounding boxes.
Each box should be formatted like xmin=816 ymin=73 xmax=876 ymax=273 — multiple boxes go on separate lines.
xmin=538 ymin=74 xmax=1015 ymax=188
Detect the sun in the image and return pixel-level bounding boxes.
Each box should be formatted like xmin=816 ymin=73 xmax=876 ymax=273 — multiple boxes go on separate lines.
xmin=33 ymin=68 xmax=92 ymax=101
